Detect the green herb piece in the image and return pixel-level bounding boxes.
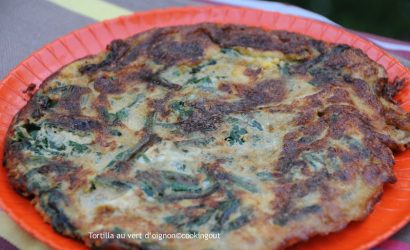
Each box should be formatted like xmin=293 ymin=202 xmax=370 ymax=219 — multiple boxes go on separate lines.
xmin=164 ymin=197 xmax=251 ymax=233
xmin=175 ymin=162 xmax=186 ymax=171
xmin=109 ymin=129 xmax=122 ymax=136
xmin=68 ymin=141 xmax=89 ymax=154
xmin=102 ymin=108 xmax=128 ymax=124
xmin=144 ymin=112 xmax=155 ymax=129
xmin=225 ymin=125 xmax=248 ymax=145
xmin=127 ymin=93 xmax=144 ymax=108
xmin=186 ymin=76 xmax=212 ymax=85
xmin=221 ymin=48 xmax=241 ymax=57
xmin=215 ymin=199 xmax=240 ymax=225
xmin=251 ymin=120 xmax=263 ymax=131
xmin=175 ymin=137 xmax=214 ymax=147
xmin=172 ymin=69 xmax=181 ymax=77
xmin=170 ymin=101 xmax=193 ymax=120
xmin=212 ymin=199 xmax=251 ymax=233
xmin=112 ymin=227 xmax=125 ymax=235
xmin=140 ymin=181 xmax=155 ymax=197
xmin=224 ymin=214 xmax=250 ymax=232
xmin=229 ymin=174 xmax=259 ymax=193
xmin=136 ymin=153 xmax=150 ymax=163
xmin=190 ymin=60 xmax=217 ymax=74
xmin=164 ymin=214 xmax=186 ymax=227
xmin=256 ymin=171 xmax=274 ymax=181
xmin=273 ymin=205 xmax=321 ymax=226
xmin=186 ymin=209 xmax=215 ymax=228
xmin=302 ymin=152 xmax=325 ymax=171
xmin=14 ymin=127 xmax=27 ymax=141
xmin=203 ymin=166 xmax=258 ymax=193
xmin=48 ymin=140 xmax=66 ymax=151
xmin=94 ymin=176 xmax=133 ymax=191
xmin=279 ymin=62 xmax=290 ymax=76
xmin=136 ymin=170 xmax=219 ymax=202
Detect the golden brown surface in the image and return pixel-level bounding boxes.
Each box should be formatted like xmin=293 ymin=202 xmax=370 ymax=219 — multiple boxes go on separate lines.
xmin=4 ymin=23 xmax=410 ymax=250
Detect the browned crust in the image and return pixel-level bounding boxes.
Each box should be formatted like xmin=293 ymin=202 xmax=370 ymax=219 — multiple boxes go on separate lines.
xmin=3 ymin=23 xmax=410 ymax=250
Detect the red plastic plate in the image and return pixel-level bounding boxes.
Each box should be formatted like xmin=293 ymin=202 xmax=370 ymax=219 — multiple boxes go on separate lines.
xmin=0 ymin=6 xmax=409 ymax=250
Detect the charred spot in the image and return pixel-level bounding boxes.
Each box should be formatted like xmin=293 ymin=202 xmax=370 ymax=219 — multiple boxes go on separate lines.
xmin=37 ymin=94 xmax=58 ymax=110
xmin=244 ymin=67 xmax=262 ymax=80
xmin=319 ymin=105 xmax=368 ymax=139
xmin=371 ymin=131 xmax=402 ymax=151
xmin=180 ymin=111 xmax=222 ymax=133
xmin=317 ymin=111 xmax=325 ymax=117
xmin=31 ymin=108 xmax=44 ymax=119
xmin=118 ymin=29 xmax=177 ymax=66
xmin=362 ymin=164 xmax=385 ymax=185
xmin=178 ymin=101 xmax=227 ymax=133
xmin=22 ymin=83 xmax=37 ymax=97
xmin=278 ymin=121 xmax=327 ymax=173
xmin=289 ymin=182 xmax=310 ymax=198
xmin=293 ymin=110 xmax=317 ymax=126
xmin=108 ymin=161 xmax=131 ymax=174
xmin=212 ymin=26 xmax=314 ymax=56
xmin=308 ymin=67 xmax=342 ymax=86
xmin=364 ymin=136 xmax=395 ymax=167
xmin=222 ymin=31 xmax=273 ymax=50
xmin=276 ymin=31 xmax=318 ymax=55
xmin=292 ymin=44 xmax=352 ymax=85
xmin=381 ymin=78 xmax=405 ymax=103
xmin=7 ymin=172 xmax=30 ymax=196
xmin=335 ymin=169 xmax=354 ymax=182
xmin=218 ymin=83 xmax=233 ymax=94
xmin=291 ymin=53 xmax=326 ymax=75
xmin=240 ymin=79 xmax=286 ymax=106
xmin=326 ymin=88 xmax=351 ymax=103
xmin=79 ymin=63 xmax=100 ymax=75
xmin=323 ymin=45 xmax=350 ymax=69
xmin=383 ymin=105 xmax=410 ymax=132
xmin=150 ymin=40 xmax=204 ymax=66
xmin=272 ymin=189 xmax=322 ymax=225
xmin=94 ymin=75 xmax=125 ymax=94
xmin=106 ymin=40 xmax=131 ymax=63
xmin=309 ymin=39 xmax=328 ymax=54
xmin=343 ymin=74 xmax=354 ymax=83
xmin=72 ymin=118 xmax=101 ymax=131
xmin=350 ymin=78 xmax=383 ymax=113
xmin=305 ymin=171 xmax=331 ymax=192
xmin=57 ymin=85 xmax=90 ymax=114
xmin=79 ymin=40 xmax=130 ymax=74
xmin=35 ymin=163 xmax=71 ymax=175
xmin=129 ymin=69 xmax=181 ymax=90
xmin=278 ymin=158 xmax=306 ymax=175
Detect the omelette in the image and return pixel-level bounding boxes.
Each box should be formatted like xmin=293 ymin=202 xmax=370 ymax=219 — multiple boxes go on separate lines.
xmin=3 ymin=23 xmax=410 ymax=250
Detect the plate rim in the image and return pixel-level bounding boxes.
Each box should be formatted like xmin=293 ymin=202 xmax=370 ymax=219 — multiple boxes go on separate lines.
xmin=0 ymin=5 xmax=409 ymax=250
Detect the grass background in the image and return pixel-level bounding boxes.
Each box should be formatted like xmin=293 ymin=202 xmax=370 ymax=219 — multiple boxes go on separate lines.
xmin=274 ymin=0 xmax=410 ymax=41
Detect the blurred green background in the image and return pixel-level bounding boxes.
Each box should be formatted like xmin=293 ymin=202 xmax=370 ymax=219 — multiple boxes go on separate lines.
xmin=274 ymin=0 xmax=410 ymax=41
